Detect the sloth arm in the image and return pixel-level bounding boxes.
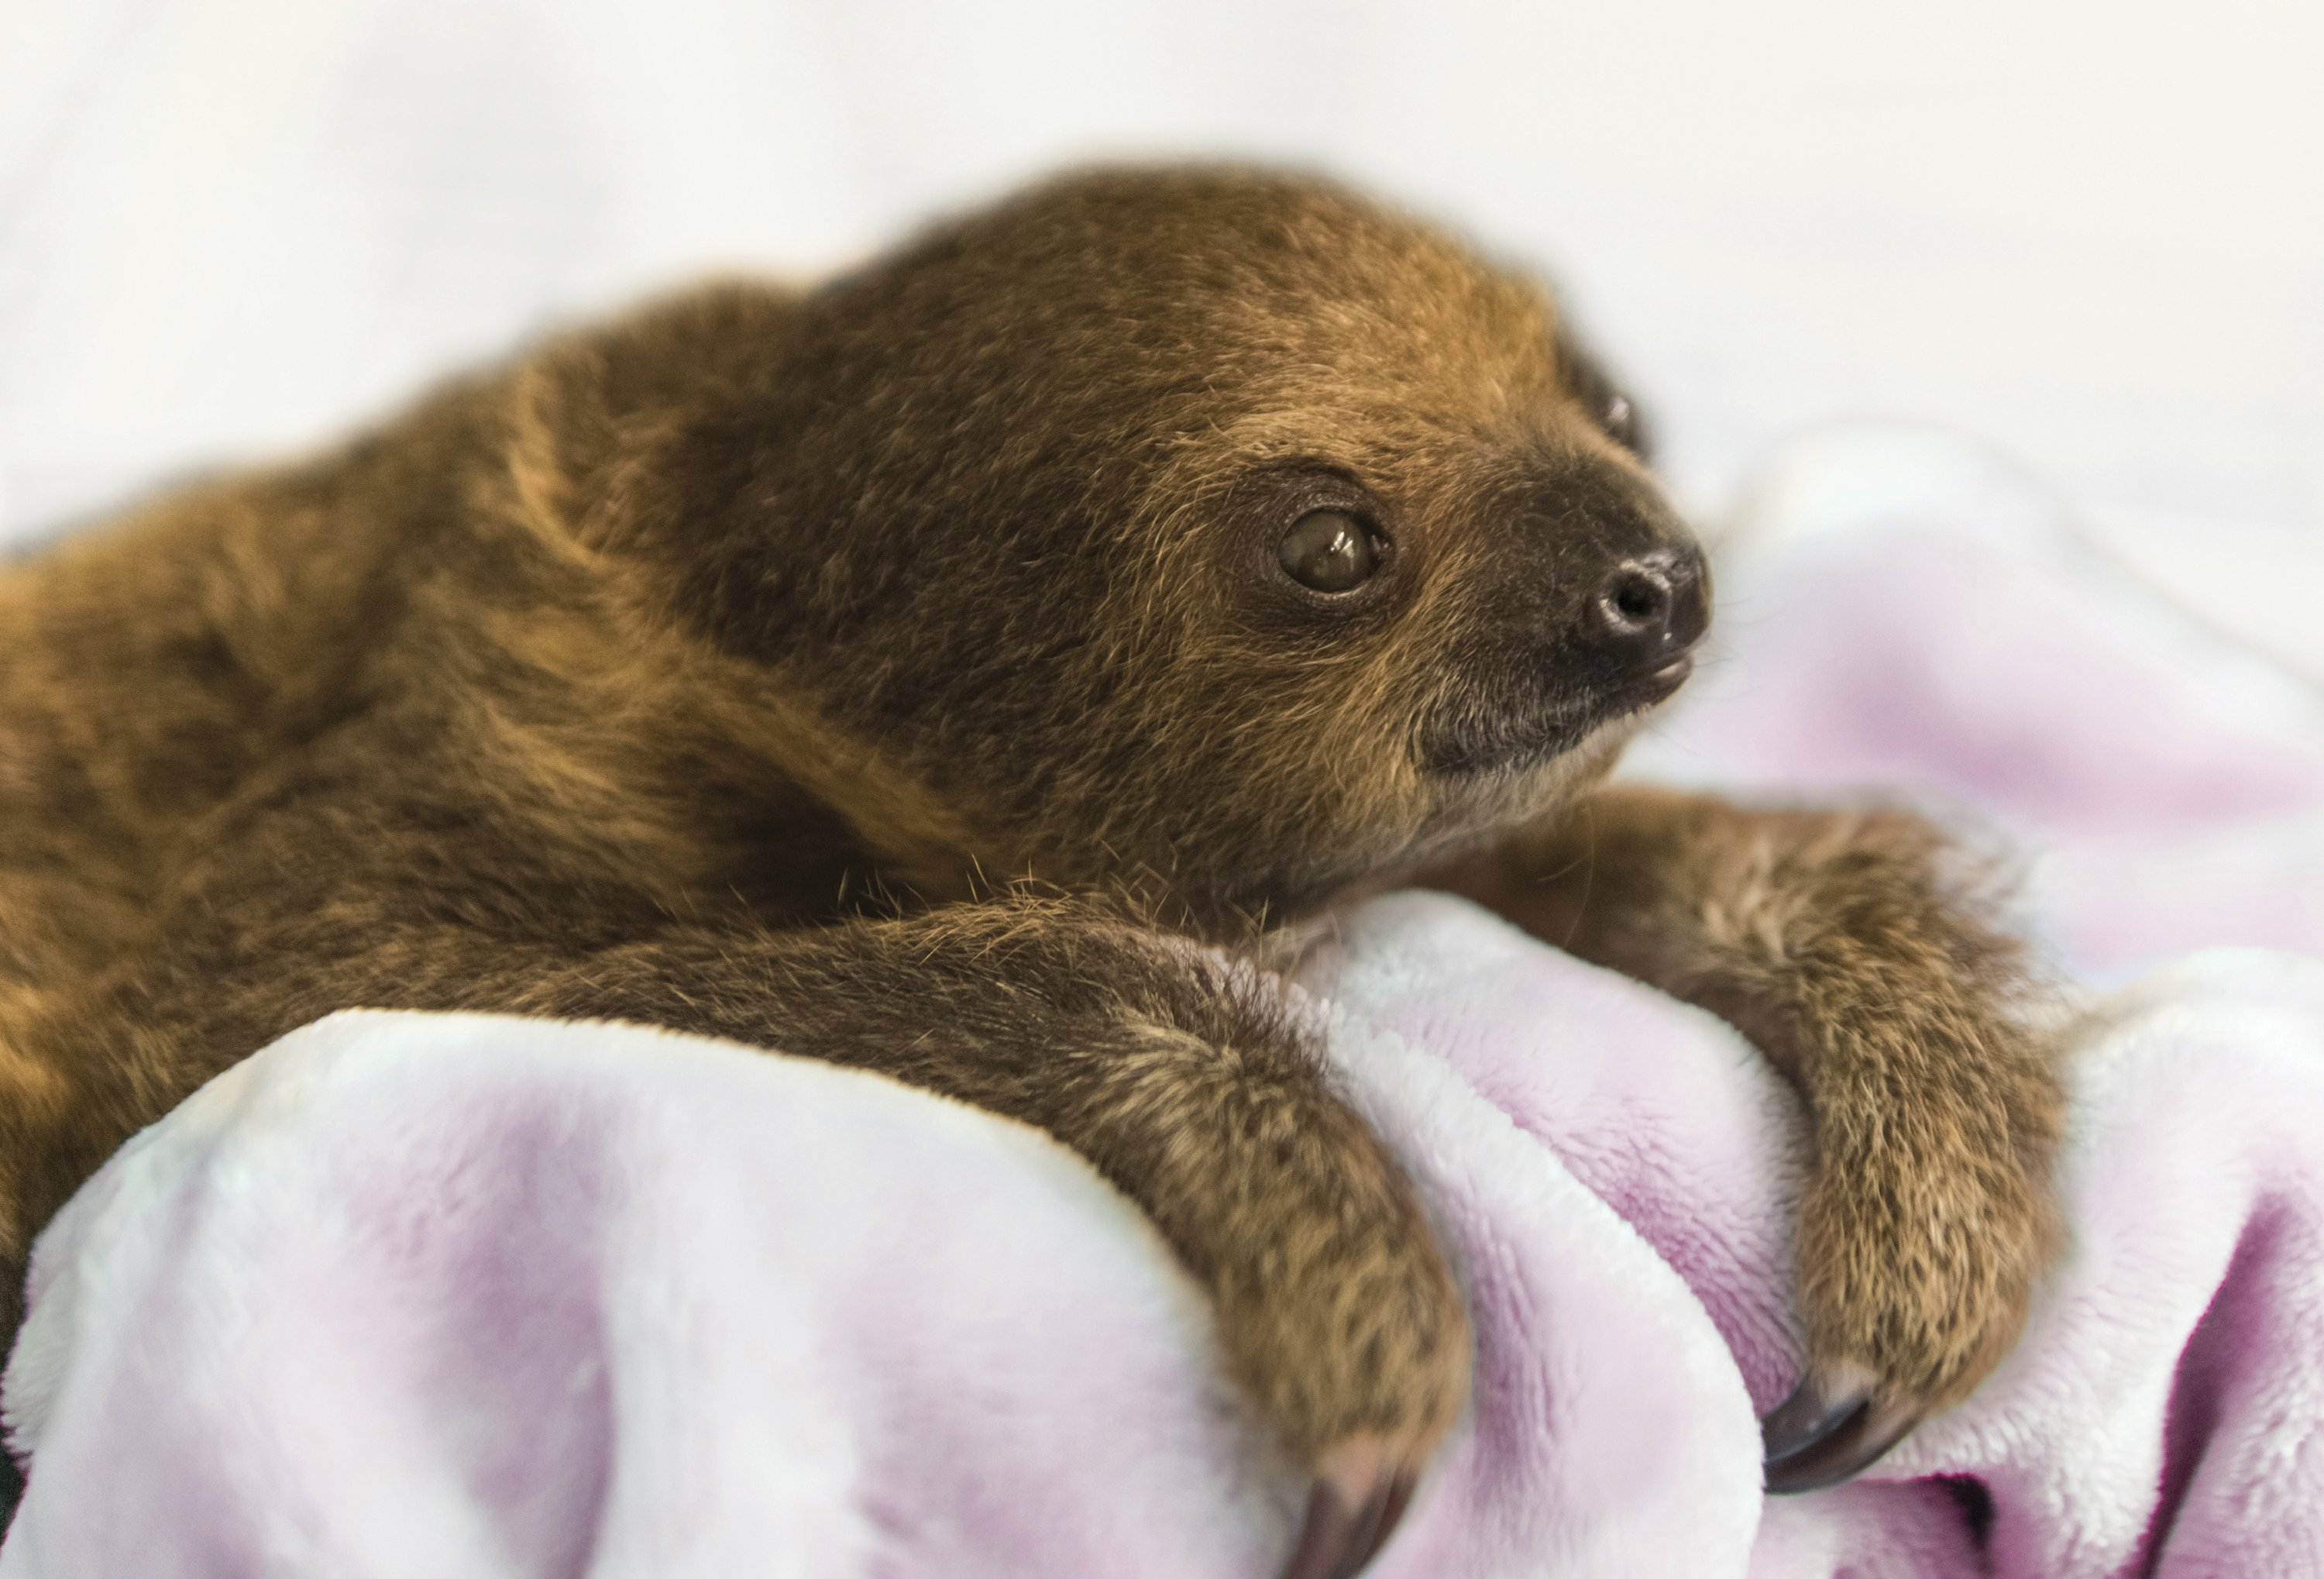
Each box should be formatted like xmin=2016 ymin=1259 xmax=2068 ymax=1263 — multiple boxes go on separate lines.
xmin=5 ymin=820 xmax=1456 ymax=1577
xmin=1415 ymin=781 xmax=2063 ymax=1490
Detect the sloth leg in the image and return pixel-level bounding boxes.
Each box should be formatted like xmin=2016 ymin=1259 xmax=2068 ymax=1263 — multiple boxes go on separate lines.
xmin=1418 ymin=783 xmax=2064 ymax=1492
xmin=522 ymin=897 xmax=1468 ymax=1574
xmin=10 ymin=893 xmax=1463 ymax=1579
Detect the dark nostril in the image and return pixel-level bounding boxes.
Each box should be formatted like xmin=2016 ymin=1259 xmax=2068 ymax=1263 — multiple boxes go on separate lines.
xmin=1597 ymin=565 xmax=1673 ymax=638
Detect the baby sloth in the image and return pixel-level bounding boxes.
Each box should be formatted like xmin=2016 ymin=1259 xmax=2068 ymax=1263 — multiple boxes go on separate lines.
xmin=0 ymin=167 xmax=2059 ymax=1574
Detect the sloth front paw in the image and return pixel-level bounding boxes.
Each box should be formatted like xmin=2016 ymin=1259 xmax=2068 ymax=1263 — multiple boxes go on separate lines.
xmin=1205 ymin=1175 xmax=1471 ymax=1579
xmin=1761 ymin=1015 xmax=2064 ymax=1492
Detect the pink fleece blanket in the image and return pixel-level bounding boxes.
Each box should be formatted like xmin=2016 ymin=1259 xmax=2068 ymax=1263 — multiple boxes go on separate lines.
xmin=5 ymin=432 xmax=2322 ymax=1576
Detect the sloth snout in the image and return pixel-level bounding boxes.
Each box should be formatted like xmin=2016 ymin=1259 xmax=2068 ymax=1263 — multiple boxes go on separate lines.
xmin=1585 ymin=547 xmax=1710 ymax=688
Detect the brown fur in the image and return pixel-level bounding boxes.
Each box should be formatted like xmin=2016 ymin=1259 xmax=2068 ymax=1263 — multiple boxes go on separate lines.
xmin=0 ymin=167 xmax=2061 ymax=1521
xmin=1428 ymin=790 xmax=2061 ymax=1414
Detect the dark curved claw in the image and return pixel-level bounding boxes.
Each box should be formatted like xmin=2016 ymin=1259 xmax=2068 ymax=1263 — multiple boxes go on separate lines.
xmin=1362 ymin=1472 xmax=1416 ymax=1568
xmin=1761 ymin=1372 xmax=1923 ymax=1495
xmin=1282 ymin=1447 xmax=1417 ymax=1579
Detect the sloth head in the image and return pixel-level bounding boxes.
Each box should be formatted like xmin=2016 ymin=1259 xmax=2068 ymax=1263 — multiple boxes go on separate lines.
xmin=528 ymin=166 xmax=1707 ymax=927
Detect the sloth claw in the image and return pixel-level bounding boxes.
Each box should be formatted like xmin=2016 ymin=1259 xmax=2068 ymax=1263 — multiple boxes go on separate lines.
xmin=1282 ymin=1440 xmax=1420 ymax=1579
xmin=1758 ymin=1373 xmax=1867 ymax=1467
xmin=1760 ymin=1370 xmax=1922 ymax=1495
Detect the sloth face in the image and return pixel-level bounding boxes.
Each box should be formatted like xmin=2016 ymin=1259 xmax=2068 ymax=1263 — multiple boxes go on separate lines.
xmin=1216 ymin=445 xmax=1709 ymax=782
xmin=723 ymin=166 xmax=1713 ymax=920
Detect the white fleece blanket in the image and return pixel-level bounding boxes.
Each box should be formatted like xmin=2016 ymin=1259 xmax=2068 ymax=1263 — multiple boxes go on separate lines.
xmin=5 ymin=432 xmax=2322 ymax=1576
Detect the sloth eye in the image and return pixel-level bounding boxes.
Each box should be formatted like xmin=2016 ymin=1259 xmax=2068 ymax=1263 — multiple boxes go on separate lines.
xmin=1600 ymin=393 xmax=1636 ymax=445
xmin=1557 ymin=332 xmax=1650 ymax=457
xmin=1277 ymin=509 xmax=1380 ymax=593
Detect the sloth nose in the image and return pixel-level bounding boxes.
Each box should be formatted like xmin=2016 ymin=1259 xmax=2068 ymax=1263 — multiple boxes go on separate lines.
xmin=1587 ymin=549 xmax=1710 ymax=678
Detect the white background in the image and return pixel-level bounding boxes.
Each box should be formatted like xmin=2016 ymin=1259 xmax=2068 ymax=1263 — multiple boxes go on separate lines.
xmin=3 ymin=0 xmax=2319 ymax=662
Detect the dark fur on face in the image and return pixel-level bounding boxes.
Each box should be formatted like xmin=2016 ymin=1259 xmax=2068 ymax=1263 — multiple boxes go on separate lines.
xmin=514 ymin=168 xmax=1706 ymax=926
xmin=0 ymin=166 xmax=2057 ymax=1565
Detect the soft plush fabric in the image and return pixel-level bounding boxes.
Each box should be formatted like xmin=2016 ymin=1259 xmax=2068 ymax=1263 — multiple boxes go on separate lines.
xmin=6 ymin=432 xmax=2322 ymax=1575
xmin=1631 ymin=427 xmax=2324 ymax=980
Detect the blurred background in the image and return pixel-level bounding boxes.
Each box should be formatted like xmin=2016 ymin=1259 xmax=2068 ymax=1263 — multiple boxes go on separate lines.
xmin=2 ymin=0 xmax=2319 ymax=666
